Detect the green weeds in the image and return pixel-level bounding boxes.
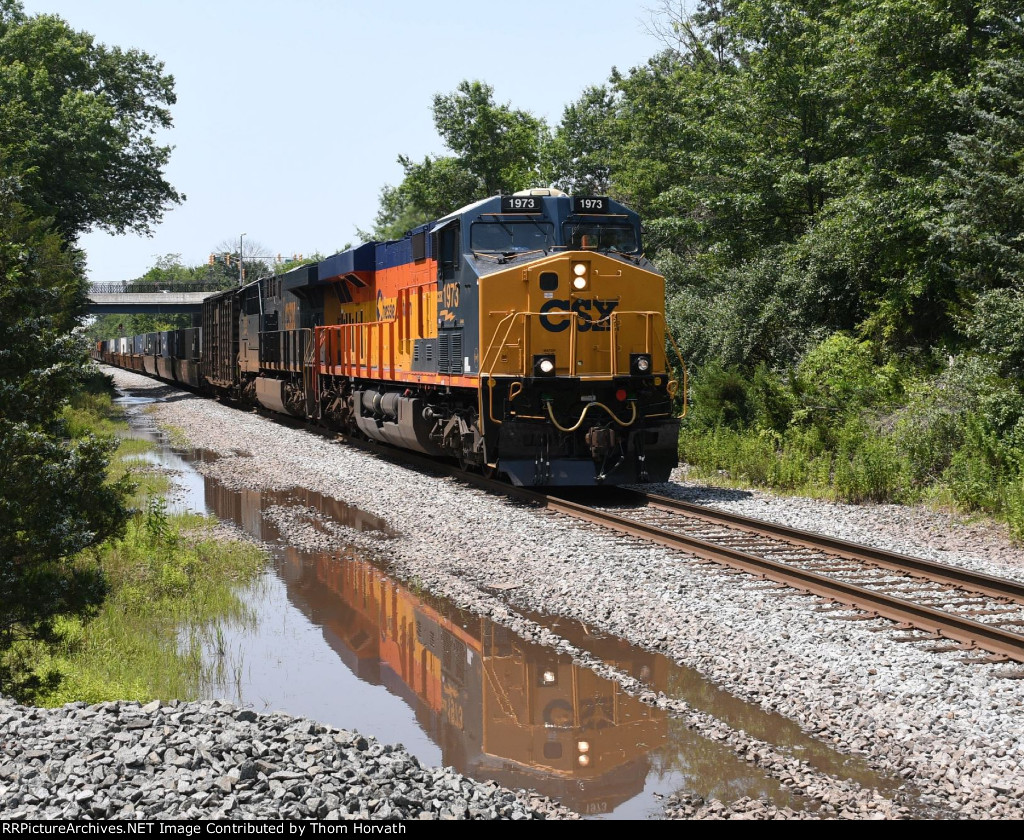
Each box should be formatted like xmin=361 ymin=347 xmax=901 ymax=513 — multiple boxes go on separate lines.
xmin=8 ymin=376 xmax=266 ymax=706
xmin=681 ymin=338 xmax=1024 ymax=540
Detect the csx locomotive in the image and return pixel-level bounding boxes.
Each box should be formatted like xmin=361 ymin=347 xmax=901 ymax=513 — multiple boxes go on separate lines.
xmin=97 ymin=189 xmax=685 ymax=486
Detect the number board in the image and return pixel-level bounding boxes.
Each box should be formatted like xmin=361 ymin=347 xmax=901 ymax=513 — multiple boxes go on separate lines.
xmin=500 ymin=195 xmax=543 ymax=213
xmin=572 ymin=196 xmax=610 ymax=213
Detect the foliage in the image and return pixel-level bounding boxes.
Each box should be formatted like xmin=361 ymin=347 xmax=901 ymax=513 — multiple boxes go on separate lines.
xmin=681 ymin=338 xmax=1024 ymax=536
xmin=0 ymin=1 xmax=182 ymax=238
xmin=960 ymin=287 xmax=1024 ymax=378
xmin=543 ymin=85 xmax=618 ymax=195
xmin=0 ymin=195 xmax=133 ymax=691
xmin=3 ymin=383 xmax=265 ymax=706
xmin=366 ymin=81 xmax=546 ymax=240
xmin=536 ymin=0 xmax=1022 ymax=368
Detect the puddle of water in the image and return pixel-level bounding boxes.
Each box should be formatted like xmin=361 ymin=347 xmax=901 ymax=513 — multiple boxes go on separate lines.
xmin=519 ymin=610 xmax=906 ymax=796
xmin=113 ymin=384 xmax=913 ymax=819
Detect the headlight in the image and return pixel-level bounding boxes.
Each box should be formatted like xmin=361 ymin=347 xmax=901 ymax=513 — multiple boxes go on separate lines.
xmin=571 ymin=263 xmax=588 ymax=290
xmin=533 ymin=354 xmax=556 ymax=377
xmin=578 ymin=754 xmax=590 ymax=767
xmin=630 ymin=353 xmax=653 ymax=376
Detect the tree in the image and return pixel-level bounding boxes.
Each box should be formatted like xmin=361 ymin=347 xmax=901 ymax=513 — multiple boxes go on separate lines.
xmin=0 ymin=1 xmax=182 ymax=238
xmin=931 ymin=20 xmax=1024 ymax=295
xmin=0 ymin=178 xmax=131 ymax=693
xmin=432 ymin=80 xmax=546 ymax=197
xmin=212 ymin=237 xmax=273 ymax=286
xmin=600 ymin=0 xmax=1023 ymax=367
xmin=364 ymin=81 xmax=547 ymax=240
xmin=362 ymin=156 xmax=482 ymax=241
xmin=544 ymin=85 xmax=619 ymax=195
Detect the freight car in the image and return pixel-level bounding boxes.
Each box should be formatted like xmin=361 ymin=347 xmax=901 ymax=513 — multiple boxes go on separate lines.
xmin=97 ymin=189 xmax=686 ymax=486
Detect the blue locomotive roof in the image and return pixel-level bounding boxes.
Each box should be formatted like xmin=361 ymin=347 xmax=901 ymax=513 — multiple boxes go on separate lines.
xmin=314 ymin=191 xmax=643 ymax=278
xmin=318 ymin=242 xmax=376 ymax=281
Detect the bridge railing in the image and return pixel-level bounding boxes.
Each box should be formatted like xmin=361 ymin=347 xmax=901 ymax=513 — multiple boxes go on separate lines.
xmin=89 ymin=282 xmax=229 ymax=294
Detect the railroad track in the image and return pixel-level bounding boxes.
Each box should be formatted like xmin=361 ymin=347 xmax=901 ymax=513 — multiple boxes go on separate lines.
xmin=527 ymin=485 xmax=1024 ymax=666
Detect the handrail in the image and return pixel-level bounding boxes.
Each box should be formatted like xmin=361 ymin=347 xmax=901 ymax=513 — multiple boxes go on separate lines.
xmin=480 ymin=309 xmax=688 ymax=420
xmin=662 ymin=318 xmax=688 ymax=418
xmin=479 ymin=309 xmax=665 ymax=380
xmin=545 ymin=399 xmax=638 ymax=432
xmin=316 ymin=320 xmax=396 ymax=381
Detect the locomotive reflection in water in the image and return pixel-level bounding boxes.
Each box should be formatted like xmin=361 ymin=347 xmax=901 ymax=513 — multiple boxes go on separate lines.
xmin=313 ymin=562 xmax=666 ymax=814
xmin=202 ymin=477 xmax=667 ymax=815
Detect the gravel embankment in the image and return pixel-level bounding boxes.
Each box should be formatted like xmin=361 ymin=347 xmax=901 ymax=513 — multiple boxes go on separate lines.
xmin=7 ymin=366 xmax=1024 ymax=820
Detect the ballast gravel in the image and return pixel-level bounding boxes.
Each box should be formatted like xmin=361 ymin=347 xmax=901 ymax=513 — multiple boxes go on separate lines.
xmin=0 ymin=697 xmax=574 ymax=820
xmin=7 ymin=365 xmax=1024 ymax=820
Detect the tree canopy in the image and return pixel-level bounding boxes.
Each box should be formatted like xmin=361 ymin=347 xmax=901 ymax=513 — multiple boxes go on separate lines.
xmin=0 ymin=2 xmax=183 ymax=691
xmin=365 ymin=81 xmax=545 ymax=240
xmin=0 ymin=1 xmax=182 ymax=238
xmin=0 ymin=180 xmax=131 ymax=689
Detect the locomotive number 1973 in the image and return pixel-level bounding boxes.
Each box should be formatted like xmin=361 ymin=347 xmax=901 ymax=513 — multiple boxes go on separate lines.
xmin=442 ymin=282 xmax=460 ymax=309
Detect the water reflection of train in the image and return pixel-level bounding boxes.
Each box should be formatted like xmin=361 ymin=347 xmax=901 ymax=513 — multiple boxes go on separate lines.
xmin=203 ymin=477 xmax=668 ymax=815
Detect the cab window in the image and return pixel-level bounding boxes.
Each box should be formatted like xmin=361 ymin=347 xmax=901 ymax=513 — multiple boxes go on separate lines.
xmin=471 ymin=221 xmax=554 ymax=254
xmin=563 ymin=223 xmax=639 ymax=253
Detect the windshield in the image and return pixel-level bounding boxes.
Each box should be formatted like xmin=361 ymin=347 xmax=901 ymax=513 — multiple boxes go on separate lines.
xmin=471 ymin=221 xmax=554 ymax=253
xmin=563 ymin=223 xmax=639 ymax=253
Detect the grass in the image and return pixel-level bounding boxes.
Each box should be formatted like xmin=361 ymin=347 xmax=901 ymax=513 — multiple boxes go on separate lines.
xmin=160 ymin=422 xmax=192 ymax=449
xmin=680 ymin=425 xmax=1024 ymax=541
xmin=11 ymin=375 xmax=267 ymax=706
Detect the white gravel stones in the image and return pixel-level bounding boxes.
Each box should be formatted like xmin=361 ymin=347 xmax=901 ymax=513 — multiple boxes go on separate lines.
xmin=38 ymin=366 xmax=1024 ymax=819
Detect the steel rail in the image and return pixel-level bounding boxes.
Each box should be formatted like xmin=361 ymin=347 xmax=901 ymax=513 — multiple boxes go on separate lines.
xmin=514 ymin=487 xmax=1024 ymax=663
xmin=309 ymin=451 xmax=1024 ymax=662
xmin=621 ymin=489 xmax=1024 ymax=605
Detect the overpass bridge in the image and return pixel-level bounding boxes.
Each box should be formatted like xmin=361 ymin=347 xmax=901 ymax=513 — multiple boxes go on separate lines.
xmin=87 ymin=282 xmax=225 ymax=315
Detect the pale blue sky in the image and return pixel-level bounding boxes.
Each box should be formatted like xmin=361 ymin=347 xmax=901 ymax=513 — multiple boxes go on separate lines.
xmin=22 ymin=1 xmax=666 ymax=282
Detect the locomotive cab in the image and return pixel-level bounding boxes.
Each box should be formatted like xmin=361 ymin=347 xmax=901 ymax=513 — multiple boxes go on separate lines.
xmin=468 ymin=190 xmax=682 ymax=486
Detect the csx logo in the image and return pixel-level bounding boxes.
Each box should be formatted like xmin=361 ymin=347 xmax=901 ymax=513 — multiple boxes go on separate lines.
xmin=539 ymin=298 xmax=618 ymax=332
xmin=376 ymin=290 xmax=397 ymax=321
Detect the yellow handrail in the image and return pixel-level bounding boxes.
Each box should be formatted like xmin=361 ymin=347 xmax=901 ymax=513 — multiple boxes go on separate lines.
xmin=659 ymin=314 xmax=688 ymax=419
xmin=479 ymin=309 xmax=665 ymax=380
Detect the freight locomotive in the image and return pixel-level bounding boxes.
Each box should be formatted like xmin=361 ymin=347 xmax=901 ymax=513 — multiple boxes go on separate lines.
xmin=96 ymin=189 xmax=685 ymax=486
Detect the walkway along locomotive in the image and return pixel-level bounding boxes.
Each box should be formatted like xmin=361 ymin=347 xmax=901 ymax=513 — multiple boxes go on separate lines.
xmin=97 ymin=189 xmax=686 ymax=486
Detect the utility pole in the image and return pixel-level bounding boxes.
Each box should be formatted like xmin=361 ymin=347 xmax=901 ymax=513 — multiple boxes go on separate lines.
xmin=239 ymin=232 xmax=246 ymax=286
